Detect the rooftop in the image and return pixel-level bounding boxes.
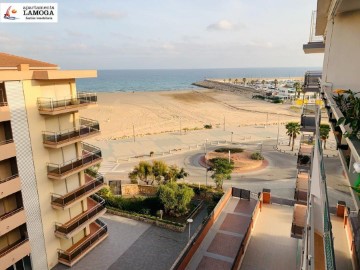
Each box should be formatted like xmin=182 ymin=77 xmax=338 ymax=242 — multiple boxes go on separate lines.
xmin=0 ymin=52 xmax=58 ymax=70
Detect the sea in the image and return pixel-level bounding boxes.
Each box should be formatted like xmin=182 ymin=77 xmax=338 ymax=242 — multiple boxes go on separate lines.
xmin=76 ymin=67 xmax=320 ymax=93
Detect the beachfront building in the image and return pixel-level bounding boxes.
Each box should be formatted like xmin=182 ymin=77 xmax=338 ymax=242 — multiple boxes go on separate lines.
xmin=301 ymin=1 xmax=360 ymax=268
xmin=0 ymin=53 xmax=107 ymax=270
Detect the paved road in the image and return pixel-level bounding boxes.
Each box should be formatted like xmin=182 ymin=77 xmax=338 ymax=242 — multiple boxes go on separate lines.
xmin=102 ymin=139 xmax=355 ymax=209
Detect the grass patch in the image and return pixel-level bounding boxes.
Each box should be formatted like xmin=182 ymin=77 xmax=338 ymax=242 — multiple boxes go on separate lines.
xmin=214 ymin=147 xmax=243 ymax=153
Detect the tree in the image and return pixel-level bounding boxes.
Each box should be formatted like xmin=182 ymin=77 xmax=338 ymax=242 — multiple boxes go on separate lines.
xmin=152 ymin=160 xmax=168 ymax=184
xmin=285 ymin=122 xmax=300 ymax=151
xmin=293 ymin=82 xmax=302 ymax=98
xmin=164 ymin=165 xmax=189 ymax=183
xmin=158 ymin=182 xmax=194 ymax=216
xmin=274 ymin=79 xmax=278 ymax=89
xmin=320 ymin=124 xmax=331 ymax=149
xmin=242 ymin=77 xmax=247 ymax=85
xmin=261 ymin=80 xmax=266 ymax=89
xmin=228 ymin=78 xmax=232 ymax=83
xmin=128 ymin=161 xmax=153 ymax=185
xmin=209 ymin=158 xmax=234 ymax=189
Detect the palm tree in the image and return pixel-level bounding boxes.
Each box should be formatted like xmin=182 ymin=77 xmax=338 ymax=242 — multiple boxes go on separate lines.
xmin=285 ymin=122 xmax=301 ymax=151
xmin=293 ymin=82 xmax=302 ymax=98
xmin=228 ymin=78 xmax=232 ymax=83
xmin=261 ymin=79 xmax=266 ymax=89
xmin=128 ymin=161 xmax=153 ymax=185
xmin=274 ymin=79 xmax=279 ymax=89
xmin=234 ymin=78 xmax=238 ymax=84
xmin=242 ymin=78 xmax=246 ymax=85
xmin=320 ymin=124 xmax=331 ymax=149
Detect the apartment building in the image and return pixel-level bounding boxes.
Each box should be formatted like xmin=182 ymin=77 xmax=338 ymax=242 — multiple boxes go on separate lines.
xmin=0 ymin=53 xmax=107 ymax=270
xmin=302 ymin=0 xmax=360 ymax=268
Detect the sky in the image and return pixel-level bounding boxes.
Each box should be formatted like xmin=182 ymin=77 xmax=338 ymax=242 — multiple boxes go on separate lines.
xmin=0 ymin=0 xmax=323 ymax=69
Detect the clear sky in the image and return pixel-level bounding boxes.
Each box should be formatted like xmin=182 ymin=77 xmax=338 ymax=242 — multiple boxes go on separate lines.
xmin=0 ymin=0 xmax=323 ymax=69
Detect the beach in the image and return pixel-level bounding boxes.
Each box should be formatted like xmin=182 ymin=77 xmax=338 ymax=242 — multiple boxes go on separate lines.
xmin=81 ymin=89 xmax=301 ymax=141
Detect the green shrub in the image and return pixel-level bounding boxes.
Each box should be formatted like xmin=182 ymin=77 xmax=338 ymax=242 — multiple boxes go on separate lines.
xmin=204 ymin=124 xmax=212 ymax=129
xmin=214 ymin=147 xmax=243 ymax=153
xmin=250 ymin=152 xmax=264 ymax=160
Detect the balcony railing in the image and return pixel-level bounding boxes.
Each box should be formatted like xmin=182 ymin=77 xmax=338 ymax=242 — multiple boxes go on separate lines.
xmin=37 ymin=93 xmax=97 ymax=114
xmin=0 ymin=101 xmax=7 ymax=107
xmin=0 ymin=174 xmax=19 ymax=185
xmin=0 ymin=238 xmax=29 ymax=258
xmin=43 ymin=118 xmax=100 ymax=147
xmin=0 ymin=207 xmax=24 ymax=221
xmin=47 ymin=143 xmax=102 ymax=179
xmin=303 ymin=11 xmax=325 ymax=54
xmin=0 ymin=139 xmax=13 ymax=146
xmin=51 ymin=174 xmax=104 ymax=208
xmin=58 ymin=219 xmax=107 ymax=265
xmin=55 ymin=196 xmax=105 ymax=238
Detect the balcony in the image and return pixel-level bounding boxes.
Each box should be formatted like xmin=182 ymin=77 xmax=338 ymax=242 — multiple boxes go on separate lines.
xmin=51 ymin=174 xmax=104 ymax=210
xmin=58 ymin=219 xmax=108 ymax=267
xmin=291 ymin=204 xmax=307 ymax=239
xmin=0 ymin=238 xmax=31 ymax=270
xmin=300 ymin=104 xmax=317 ymax=133
xmin=302 ymin=70 xmax=322 ymax=93
xmin=47 ymin=143 xmax=102 ymax=180
xmin=37 ymin=92 xmax=97 ymax=115
xmin=0 ymin=139 xmax=16 ymax=161
xmin=0 ymin=207 xmax=26 ymax=236
xmin=55 ymin=196 xmax=106 ymax=239
xmin=0 ymin=174 xmax=21 ymax=199
xmin=303 ymin=11 xmax=325 ymax=54
xmin=43 ymin=118 xmax=100 ymax=148
xmin=294 ymin=172 xmax=309 ymax=203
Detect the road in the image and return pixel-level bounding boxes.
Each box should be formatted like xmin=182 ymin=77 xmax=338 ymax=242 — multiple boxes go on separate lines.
xmin=101 ymin=139 xmax=355 ymax=209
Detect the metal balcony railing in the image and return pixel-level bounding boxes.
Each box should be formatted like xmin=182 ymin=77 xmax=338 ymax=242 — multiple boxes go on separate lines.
xmin=0 ymin=207 xmax=24 ymax=221
xmin=0 ymin=101 xmax=7 ymax=107
xmin=0 ymin=139 xmax=13 ymax=146
xmin=0 ymin=238 xmax=29 ymax=258
xmin=37 ymin=93 xmax=97 ymax=112
xmin=55 ymin=196 xmax=105 ymax=236
xmin=43 ymin=118 xmax=100 ymax=145
xmin=0 ymin=174 xmax=19 ymax=184
xmin=51 ymin=174 xmax=104 ymax=207
xmin=58 ymin=219 xmax=107 ymax=263
xmin=47 ymin=143 xmax=102 ymax=178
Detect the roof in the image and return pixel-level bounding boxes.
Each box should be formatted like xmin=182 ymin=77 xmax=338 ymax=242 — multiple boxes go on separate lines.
xmin=0 ymin=52 xmax=58 ymax=69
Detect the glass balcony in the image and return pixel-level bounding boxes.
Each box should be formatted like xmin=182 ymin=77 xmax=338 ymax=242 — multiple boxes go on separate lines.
xmin=294 ymin=172 xmax=309 ymax=203
xmin=300 ymin=104 xmax=317 ymax=132
xmin=43 ymin=118 xmax=100 ymax=148
xmin=0 ymin=238 xmax=31 ymax=269
xmin=47 ymin=143 xmax=102 ymax=180
xmin=0 ymin=174 xmax=20 ymax=199
xmin=303 ymin=11 xmax=325 ymax=54
xmin=51 ymin=174 xmax=104 ymax=209
xmin=57 ymin=219 xmax=108 ymax=267
xmin=37 ymin=92 xmax=97 ymax=115
xmin=0 ymin=207 xmax=26 ymax=236
xmin=55 ymin=196 xmax=106 ymax=239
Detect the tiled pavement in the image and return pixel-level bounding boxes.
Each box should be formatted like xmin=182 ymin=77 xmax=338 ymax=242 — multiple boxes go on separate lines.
xmin=187 ymin=197 xmax=257 ymax=270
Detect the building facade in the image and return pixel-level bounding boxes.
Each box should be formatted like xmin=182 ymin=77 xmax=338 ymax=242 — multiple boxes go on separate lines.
xmin=0 ymin=53 xmax=107 ymax=270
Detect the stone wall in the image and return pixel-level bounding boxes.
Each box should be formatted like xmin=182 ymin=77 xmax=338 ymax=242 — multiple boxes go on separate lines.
xmin=120 ymin=184 xmax=157 ymax=196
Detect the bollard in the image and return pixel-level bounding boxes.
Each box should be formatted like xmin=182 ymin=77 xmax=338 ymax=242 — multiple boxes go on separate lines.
xmin=336 ymin=201 xmax=346 ymax=217
xmin=262 ymin=188 xmax=271 ymax=204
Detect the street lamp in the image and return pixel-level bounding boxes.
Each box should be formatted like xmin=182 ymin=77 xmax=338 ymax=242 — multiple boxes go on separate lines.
xmin=276 ymin=113 xmax=280 ymax=146
xmin=258 ymin=142 xmax=263 ymax=154
xmin=187 ymin=218 xmax=193 ymax=240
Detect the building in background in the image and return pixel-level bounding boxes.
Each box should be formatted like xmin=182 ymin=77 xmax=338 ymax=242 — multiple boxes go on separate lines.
xmin=0 ymin=53 xmax=107 ymax=270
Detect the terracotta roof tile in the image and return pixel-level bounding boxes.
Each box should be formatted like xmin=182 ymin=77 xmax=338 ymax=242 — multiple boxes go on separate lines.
xmin=0 ymin=52 xmax=57 ymax=68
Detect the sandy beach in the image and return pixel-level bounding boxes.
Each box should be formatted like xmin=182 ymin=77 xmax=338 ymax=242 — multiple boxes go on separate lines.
xmin=81 ymin=89 xmax=300 ymax=141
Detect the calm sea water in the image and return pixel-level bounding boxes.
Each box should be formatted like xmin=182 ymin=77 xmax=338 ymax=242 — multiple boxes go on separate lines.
xmin=76 ymin=67 xmax=318 ymax=93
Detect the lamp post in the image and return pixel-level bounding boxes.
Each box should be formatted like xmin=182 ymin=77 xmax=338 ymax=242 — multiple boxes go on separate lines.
xmin=276 ymin=114 xmax=280 ymax=146
xmin=187 ymin=218 xmax=193 ymax=241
